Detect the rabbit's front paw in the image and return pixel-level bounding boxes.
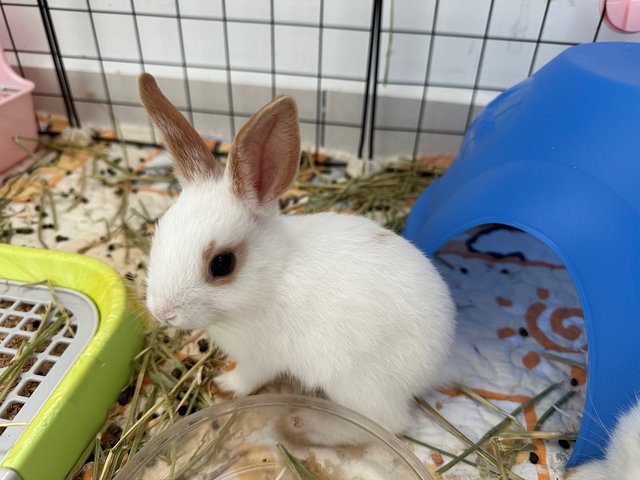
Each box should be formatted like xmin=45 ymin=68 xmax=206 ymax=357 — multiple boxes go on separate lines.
xmin=214 ymin=368 xmax=254 ymax=396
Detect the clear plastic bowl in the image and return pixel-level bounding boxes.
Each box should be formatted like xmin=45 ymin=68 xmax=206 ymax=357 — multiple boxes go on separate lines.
xmin=113 ymin=394 xmax=433 ymax=480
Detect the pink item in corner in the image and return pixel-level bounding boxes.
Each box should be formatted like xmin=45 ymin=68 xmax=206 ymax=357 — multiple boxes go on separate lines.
xmin=0 ymin=46 xmax=37 ymax=173
xmin=605 ymin=0 xmax=640 ymax=33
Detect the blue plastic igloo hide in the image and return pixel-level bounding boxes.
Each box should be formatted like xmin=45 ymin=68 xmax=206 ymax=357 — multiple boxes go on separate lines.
xmin=404 ymin=42 xmax=640 ymax=466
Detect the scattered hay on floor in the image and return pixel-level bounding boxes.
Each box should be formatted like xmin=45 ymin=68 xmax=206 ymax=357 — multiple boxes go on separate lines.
xmin=1 ymin=134 xmax=579 ymax=480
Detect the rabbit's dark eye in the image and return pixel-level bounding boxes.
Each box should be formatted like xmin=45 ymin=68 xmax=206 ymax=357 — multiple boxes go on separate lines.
xmin=209 ymin=252 xmax=236 ymax=278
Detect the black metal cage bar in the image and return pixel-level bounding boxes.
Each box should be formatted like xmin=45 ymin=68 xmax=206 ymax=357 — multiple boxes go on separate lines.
xmin=0 ymin=0 xmax=627 ymax=158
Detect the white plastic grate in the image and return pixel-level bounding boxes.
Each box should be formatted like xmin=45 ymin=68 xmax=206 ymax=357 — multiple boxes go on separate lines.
xmin=0 ymin=281 xmax=98 ymax=463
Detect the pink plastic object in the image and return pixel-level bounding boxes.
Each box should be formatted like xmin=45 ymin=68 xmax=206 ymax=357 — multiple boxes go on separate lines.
xmin=605 ymin=0 xmax=640 ymax=32
xmin=0 ymin=46 xmax=37 ymax=173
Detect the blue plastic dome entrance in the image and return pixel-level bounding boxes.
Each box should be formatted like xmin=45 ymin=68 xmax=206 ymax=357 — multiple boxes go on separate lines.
xmin=405 ymin=42 xmax=640 ymax=466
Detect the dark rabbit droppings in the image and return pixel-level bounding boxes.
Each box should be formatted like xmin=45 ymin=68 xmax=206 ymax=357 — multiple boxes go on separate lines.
xmin=171 ymin=368 xmax=182 ymax=379
xmin=460 ymin=267 xmax=468 ymax=274
xmin=56 ymin=235 xmax=70 ymax=242
xmin=100 ymin=423 xmax=123 ymax=450
xmin=178 ymin=405 xmax=188 ymax=416
xmin=182 ymin=357 xmax=196 ymax=370
xmin=558 ymin=439 xmax=570 ymax=449
xmin=117 ymin=384 xmax=136 ymax=405
xmin=197 ymin=338 xmax=209 ymax=353
xmin=500 ymin=268 xmax=509 ymax=274
xmin=518 ymin=327 xmax=529 ymax=337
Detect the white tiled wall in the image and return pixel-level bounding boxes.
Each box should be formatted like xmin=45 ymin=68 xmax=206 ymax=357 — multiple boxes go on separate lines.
xmin=182 ymin=19 xmax=225 ymax=66
xmin=2 ymin=3 xmax=49 ymax=51
xmin=479 ymin=40 xmax=537 ymax=89
xmin=1 ymin=0 xmax=639 ymax=156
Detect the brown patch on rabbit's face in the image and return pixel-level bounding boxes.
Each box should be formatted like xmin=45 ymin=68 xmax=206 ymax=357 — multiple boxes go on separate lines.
xmin=202 ymin=241 xmax=247 ymax=286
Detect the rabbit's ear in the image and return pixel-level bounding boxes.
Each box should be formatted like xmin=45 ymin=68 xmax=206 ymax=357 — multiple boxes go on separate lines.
xmin=227 ymin=96 xmax=300 ymax=209
xmin=138 ymin=73 xmax=220 ymax=184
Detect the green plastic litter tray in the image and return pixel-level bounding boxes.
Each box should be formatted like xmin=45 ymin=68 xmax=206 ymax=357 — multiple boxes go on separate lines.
xmin=0 ymin=244 xmax=144 ymax=480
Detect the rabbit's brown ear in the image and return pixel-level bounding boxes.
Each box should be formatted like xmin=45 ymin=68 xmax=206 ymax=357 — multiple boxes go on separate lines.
xmin=138 ymin=73 xmax=220 ymax=184
xmin=228 ymin=96 xmax=300 ymax=208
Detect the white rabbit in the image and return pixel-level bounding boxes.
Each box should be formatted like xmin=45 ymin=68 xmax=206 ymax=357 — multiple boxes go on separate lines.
xmin=567 ymin=399 xmax=640 ymax=480
xmin=138 ymin=73 xmax=456 ymax=435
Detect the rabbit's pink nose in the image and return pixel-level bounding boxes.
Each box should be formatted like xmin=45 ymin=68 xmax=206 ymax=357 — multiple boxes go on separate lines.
xmin=151 ymin=304 xmax=177 ymax=323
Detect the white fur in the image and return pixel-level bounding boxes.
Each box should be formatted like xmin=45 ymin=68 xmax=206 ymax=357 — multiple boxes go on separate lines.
xmin=146 ymin=161 xmax=455 ymax=437
xmin=568 ymin=400 xmax=640 ymax=480
xmin=137 ymin=80 xmax=456 ymax=432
